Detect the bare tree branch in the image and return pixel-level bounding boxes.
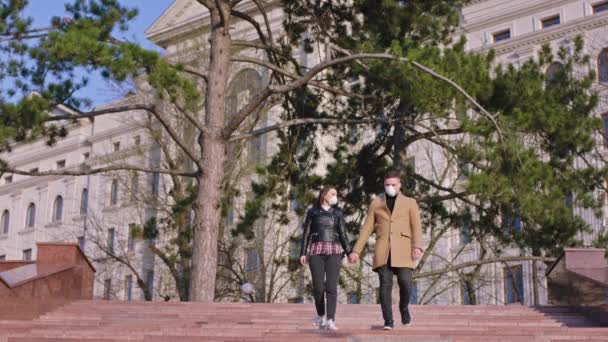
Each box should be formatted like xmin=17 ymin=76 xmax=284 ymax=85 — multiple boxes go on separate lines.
xmin=232 ymin=40 xmax=302 ymax=74
xmin=196 ymin=0 xmax=214 ymax=10
xmin=228 ymin=52 xmax=502 ymax=140
xmin=229 ymin=116 xmax=416 ymax=141
xmin=414 ymin=256 xmax=555 ymax=279
xmin=251 ymin=0 xmax=275 ymax=50
xmin=146 ymin=104 xmax=203 ymax=171
xmin=0 ymin=24 xmax=59 ymax=43
xmin=44 ymin=104 xmax=154 ymax=122
xmin=181 ymin=65 xmax=209 ymax=83
xmin=0 ymin=33 xmax=48 ymax=43
xmin=230 ymin=10 xmax=269 ymax=50
xmin=231 ymin=56 xmax=366 ymax=99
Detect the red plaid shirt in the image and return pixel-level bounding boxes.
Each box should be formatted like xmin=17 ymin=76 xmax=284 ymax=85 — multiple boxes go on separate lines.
xmin=309 ymin=241 xmax=343 ymax=255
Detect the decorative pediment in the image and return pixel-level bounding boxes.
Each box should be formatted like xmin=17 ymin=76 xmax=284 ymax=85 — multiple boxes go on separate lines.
xmin=145 ymin=0 xmax=208 ymax=43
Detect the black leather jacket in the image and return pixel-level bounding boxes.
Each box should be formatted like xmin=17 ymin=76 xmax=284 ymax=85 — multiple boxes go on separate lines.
xmin=300 ymin=206 xmax=351 ymax=257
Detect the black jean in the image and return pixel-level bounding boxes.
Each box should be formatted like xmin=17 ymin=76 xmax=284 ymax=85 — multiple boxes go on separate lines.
xmin=376 ymin=254 xmax=413 ymax=323
xmin=309 ymin=254 xmax=342 ymax=320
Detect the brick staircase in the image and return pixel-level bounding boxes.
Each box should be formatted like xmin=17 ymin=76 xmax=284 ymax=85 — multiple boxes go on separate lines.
xmin=1 ymin=301 xmax=607 ymax=342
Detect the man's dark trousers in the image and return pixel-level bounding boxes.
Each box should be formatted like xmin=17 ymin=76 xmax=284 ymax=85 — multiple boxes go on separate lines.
xmin=376 ymin=254 xmax=413 ymax=324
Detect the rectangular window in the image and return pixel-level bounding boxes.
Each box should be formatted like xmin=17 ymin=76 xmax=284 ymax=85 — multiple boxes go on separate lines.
xmin=348 ymin=292 xmax=359 ymax=304
xmin=113 ymin=142 xmax=120 ymax=152
xmin=455 ymin=99 xmax=467 ymax=120
xmin=289 ymin=240 xmax=301 ymax=260
xmin=376 ymin=112 xmax=387 ymax=136
xmin=228 ymin=207 xmax=234 ymax=225
xmin=4 ymin=175 xmax=13 ymax=184
xmin=0 ymin=255 xmax=6 ymax=261
xmin=134 ymin=136 xmax=141 ymax=146
xmin=103 ymin=278 xmax=112 ymax=300
xmin=218 ymin=251 xmax=228 ymax=266
xmin=492 ymin=29 xmax=511 ymax=43
xmin=245 ymin=248 xmax=259 ymax=273
xmin=461 ymin=220 xmax=472 ymax=245
xmin=77 ymin=236 xmax=85 ymax=250
xmin=146 ymin=270 xmax=154 ymax=297
xmin=461 ymin=282 xmax=473 ymax=305
xmin=152 ymin=173 xmax=160 ymax=195
xmin=290 ymin=193 xmax=299 ymax=212
xmin=83 ymin=152 xmax=90 ymax=160
xmin=348 ymin=125 xmax=358 ymax=144
xmin=22 ymin=249 xmax=32 ymax=261
xmin=457 ymin=160 xmax=469 ymax=181
xmin=56 ymin=160 xmax=66 ymax=169
xmin=502 ymin=209 xmax=522 ymax=233
xmin=406 ymin=157 xmax=416 ymax=175
xmin=288 ymin=296 xmax=304 ymax=303
xmin=80 ymin=189 xmax=88 ymax=215
xmin=603 ymin=115 xmax=608 ymax=147
xmin=593 ymin=1 xmax=608 ymax=13
xmin=125 ymin=275 xmax=133 ymax=301
xmin=128 ymin=224 xmax=136 ymax=252
xmin=565 ymin=192 xmax=574 ymax=209
xmin=248 ymin=136 xmax=264 ymax=164
xmin=107 ymin=228 xmax=115 ymax=255
xmin=504 ymin=265 xmax=524 ymax=304
xmin=410 ymin=282 xmax=418 ymax=304
xmin=541 ymin=15 xmax=560 ymax=29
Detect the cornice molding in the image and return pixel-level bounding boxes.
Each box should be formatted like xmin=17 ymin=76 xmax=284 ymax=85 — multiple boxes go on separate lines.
xmin=0 ymin=175 xmax=61 ymax=196
xmin=475 ymin=10 xmax=608 ymax=55
xmin=462 ymin=0 xmax=580 ymax=33
xmin=6 ymin=134 xmax=91 ymax=168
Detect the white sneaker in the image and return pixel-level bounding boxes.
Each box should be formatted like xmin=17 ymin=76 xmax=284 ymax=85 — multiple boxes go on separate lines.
xmin=313 ymin=315 xmax=327 ymax=327
xmin=326 ymin=319 xmax=338 ymax=331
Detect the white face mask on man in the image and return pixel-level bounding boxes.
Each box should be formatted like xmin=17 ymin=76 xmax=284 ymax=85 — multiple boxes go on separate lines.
xmin=384 ymin=185 xmax=398 ymax=197
xmin=328 ymin=195 xmax=338 ymax=206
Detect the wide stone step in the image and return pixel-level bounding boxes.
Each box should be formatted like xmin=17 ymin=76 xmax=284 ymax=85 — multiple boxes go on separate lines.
xmin=2 ymin=301 xmax=606 ymax=342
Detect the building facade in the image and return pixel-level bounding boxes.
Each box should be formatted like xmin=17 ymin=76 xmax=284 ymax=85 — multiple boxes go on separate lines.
xmin=1 ymin=0 xmax=607 ymax=305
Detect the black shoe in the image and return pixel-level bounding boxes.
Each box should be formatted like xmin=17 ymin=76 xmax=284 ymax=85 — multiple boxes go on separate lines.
xmin=401 ymin=309 xmax=412 ymax=326
xmin=383 ymin=320 xmax=394 ymax=330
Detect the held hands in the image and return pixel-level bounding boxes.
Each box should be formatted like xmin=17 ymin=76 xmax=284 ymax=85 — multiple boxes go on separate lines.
xmin=412 ymin=247 xmax=423 ymax=260
xmin=348 ymin=253 xmax=359 ymax=264
xmin=299 ymin=256 xmax=307 ymax=266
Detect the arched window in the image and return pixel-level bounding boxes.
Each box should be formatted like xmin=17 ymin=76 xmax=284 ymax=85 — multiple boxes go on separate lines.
xmin=110 ymin=180 xmax=119 ymax=205
xmin=598 ymin=48 xmax=608 ymax=83
xmin=53 ymin=196 xmax=63 ymax=223
xmin=545 ymin=62 xmax=564 ymax=82
xmin=1 ymin=210 xmax=9 ymax=235
xmin=80 ymin=188 xmax=88 ymax=215
xmin=26 ymin=203 xmax=36 ymax=228
xmin=225 ymin=69 xmax=265 ymax=163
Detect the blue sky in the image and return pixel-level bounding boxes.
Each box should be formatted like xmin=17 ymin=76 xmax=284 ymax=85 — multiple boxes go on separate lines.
xmin=24 ymin=0 xmax=174 ymax=108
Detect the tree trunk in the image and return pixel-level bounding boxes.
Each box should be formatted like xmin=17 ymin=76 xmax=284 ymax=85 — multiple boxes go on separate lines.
xmin=392 ymin=101 xmax=414 ymax=181
xmin=190 ymin=4 xmax=232 ymax=302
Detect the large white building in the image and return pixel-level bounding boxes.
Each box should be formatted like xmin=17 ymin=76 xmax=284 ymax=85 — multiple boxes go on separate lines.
xmin=1 ymin=0 xmax=607 ymax=305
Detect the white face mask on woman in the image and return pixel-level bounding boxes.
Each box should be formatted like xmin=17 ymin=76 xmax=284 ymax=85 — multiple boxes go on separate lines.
xmin=328 ymin=195 xmax=338 ymax=206
xmin=384 ymin=185 xmax=397 ymax=197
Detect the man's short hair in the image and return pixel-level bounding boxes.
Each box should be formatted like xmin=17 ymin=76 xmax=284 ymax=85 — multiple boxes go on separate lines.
xmin=384 ymin=170 xmax=401 ymax=180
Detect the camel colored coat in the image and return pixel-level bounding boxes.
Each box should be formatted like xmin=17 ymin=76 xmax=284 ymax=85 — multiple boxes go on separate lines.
xmin=353 ymin=193 xmax=423 ymax=269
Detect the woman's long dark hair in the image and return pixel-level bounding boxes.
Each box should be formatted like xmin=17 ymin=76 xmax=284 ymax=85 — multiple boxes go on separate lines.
xmin=316 ymin=186 xmax=336 ymax=208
